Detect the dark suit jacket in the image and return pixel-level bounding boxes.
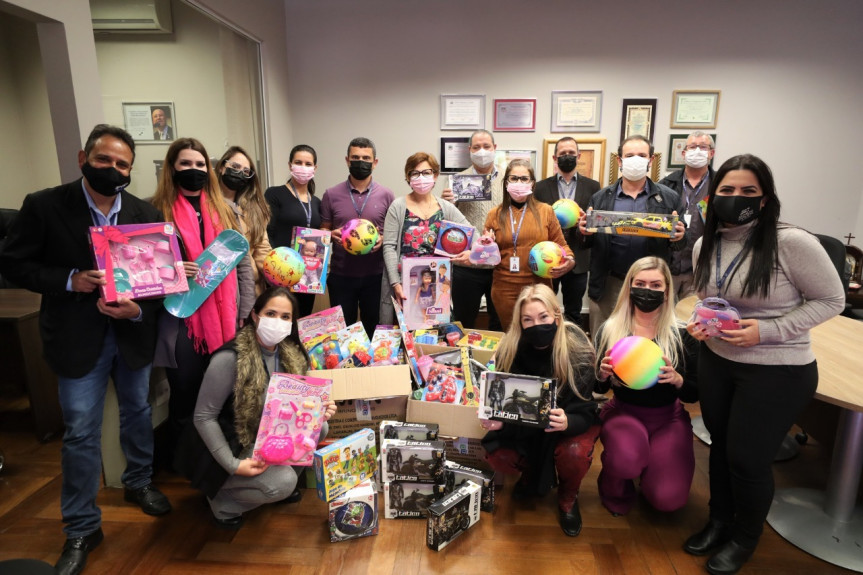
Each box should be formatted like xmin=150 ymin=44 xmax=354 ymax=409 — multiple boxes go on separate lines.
xmin=0 ymin=179 xmax=163 ymax=378
xmin=153 ymin=126 xmax=173 ymax=140
xmin=534 ymin=173 xmax=601 ymax=275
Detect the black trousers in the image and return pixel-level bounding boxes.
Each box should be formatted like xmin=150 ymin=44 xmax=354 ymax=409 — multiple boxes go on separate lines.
xmin=451 ymin=265 xmax=501 ymax=331
xmin=165 ymin=323 xmax=210 ymax=455
xmin=294 ymin=292 xmax=316 ymax=319
xmin=327 ymin=272 xmax=382 ymax=338
xmin=698 ymin=344 xmax=818 ymax=549
xmin=552 ymin=271 xmax=587 ymax=325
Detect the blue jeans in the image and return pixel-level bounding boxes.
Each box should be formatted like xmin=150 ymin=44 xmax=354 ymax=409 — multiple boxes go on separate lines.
xmin=57 ymin=326 xmax=154 ymax=537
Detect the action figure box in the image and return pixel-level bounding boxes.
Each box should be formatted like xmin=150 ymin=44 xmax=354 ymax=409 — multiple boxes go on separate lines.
xmin=383 ymin=480 xmax=446 ymax=519
xmin=328 ymin=479 xmax=378 ymax=543
xmin=433 ymin=220 xmax=475 ymax=258
xmin=380 ymin=420 xmax=439 ymax=442
xmin=380 ymin=438 xmax=446 ymax=483
xmin=444 ymin=460 xmax=494 ymax=512
xmin=449 ymin=173 xmax=492 ymax=202
xmin=298 ymin=305 xmax=347 ymax=345
xmin=478 ymin=371 xmax=557 ymax=429
xmin=401 ymin=257 xmax=451 ymax=331
xmin=585 ymin=210 xmax=679 ymax=239
xmin=290 ymin=227 xmax=331 ymax=294
xmin=426 ymin=480 xmax=481 ymax=551
xmin=89 ymin=223 xmax=188 ymax=303
xmin=314 ymin=428 xmax=378 ymax=501
xmin=252 ymin=373 xmax=332 ymax=466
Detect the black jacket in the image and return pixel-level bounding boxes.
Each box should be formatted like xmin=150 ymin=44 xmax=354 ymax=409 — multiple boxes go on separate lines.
xmin=534 ymin=174 xmax=601 ymax=275
xmin=583 ymin=179 xmax=686 ymax=300
xmin=0 ymin=180 xmax=162 ymax=378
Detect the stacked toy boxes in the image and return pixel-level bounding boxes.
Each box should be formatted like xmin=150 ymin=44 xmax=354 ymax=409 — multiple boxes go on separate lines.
xmin=379 ymin=421 xmax=446 ymax=519
xmin=443 ymin=460 xmax=495 ymax=513
xmin=313 ymin=428 xmax=379 ymax=542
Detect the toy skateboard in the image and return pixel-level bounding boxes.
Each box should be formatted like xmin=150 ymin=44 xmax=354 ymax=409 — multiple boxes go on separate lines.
xmin=164 ymin=229 xmax=249 ymax=318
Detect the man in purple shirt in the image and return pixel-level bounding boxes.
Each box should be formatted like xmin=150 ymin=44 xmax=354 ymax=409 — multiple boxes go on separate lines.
xmin=321 ymin=137 xmax=394 ymax=336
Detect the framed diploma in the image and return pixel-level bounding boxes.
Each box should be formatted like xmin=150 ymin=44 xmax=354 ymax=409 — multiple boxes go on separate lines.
xmin=551 ymin=91 xmax=602 ymax=132
xmin=609 ymin=152 xmax=662 ymax=183
xmin=671 ymin=90 xmax=721 ymax=129
xmin=493 ymin=98 xmax=536 ymax=132
xmin=667 ymin=133 xmax=717 ymax=170
xmin=620 ymin=99 xmax=656 ymax=142
xmin=440 ymin=137 xmax=471 ymax=172
xmin=494 ymin=149 xmax=537 ymax=177
xmin=541 ymin=138 xmax=606 ymax=186
xmin=123 ymin=101 xmax=176 ymax=143
xmin=440 ymin=94 xmax=485 ymax=130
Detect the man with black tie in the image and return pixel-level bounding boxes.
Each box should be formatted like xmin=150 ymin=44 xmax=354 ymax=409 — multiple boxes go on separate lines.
xmin=0 ymin=125 xmax=171 ymax=575
xmin=534 ymin=137 xmax=601 ymax=325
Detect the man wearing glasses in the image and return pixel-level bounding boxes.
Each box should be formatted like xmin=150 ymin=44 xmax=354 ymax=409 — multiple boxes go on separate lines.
xmin=658 ymin=131 xmax=716 ymax=299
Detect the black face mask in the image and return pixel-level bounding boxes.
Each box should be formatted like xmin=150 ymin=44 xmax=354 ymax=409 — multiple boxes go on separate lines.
xmin=173 ymin=168 xmax=209 ymax=192
xmin=522 ymin=323 xmax=557 ymax=349
xmin=221 ymin=170 xmax=248 ymax=193
xmin=81 ymin=162 xmax=130 ymax=196
xmin=556 ymin=154 xmax=578 ymax=173
xmin=349 ymin=160 xmax=373 ymax=180
xmin=630 ymin=287 xmax=665 ymax=313
xmin=712 ymin=195 xmax=762 ymax=225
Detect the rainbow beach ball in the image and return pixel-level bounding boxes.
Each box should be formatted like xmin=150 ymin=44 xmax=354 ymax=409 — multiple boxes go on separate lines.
xmin=263 ymin=247 xmax=306 ymax=287
xmin=528 ymin=241 xmax=567 ymax=278
xmin=608 ymin=336 xmax=664 ymax=390
xmin=342 ymin=218 xmax=379 ymax=255
xmin=552 ymin=199 xmax=581 ymax=229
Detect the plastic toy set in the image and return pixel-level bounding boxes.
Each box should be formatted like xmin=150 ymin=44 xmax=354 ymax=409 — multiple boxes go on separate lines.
xmin=314 ymin=428 xmax=378 ymax=502
xmin=380 ymin=420 xmax=439 ymax=442
xmin=449 ymin=173 xmax=492 ymax=202
xmin=478 ymin=371 xmax=557 ymax=428
xmin=426 ymin=480 xmax=482 ymax=551
xmin=298 ymin=305 xmax=347 ymax=345
xmin=369 ymin=327 xmax=401 ymax=365
xmin=457 ymin=331 xmax=501 ymax=351
xmin=468 ymin=235 xmax=502 ymax=266
xmin=328 ymin=479 xmax=378 ymax=543
xmin=89 ymin=223 xmax=188 ymax=303
xmin=252 ymin=373 xmax=332 ymax=466
xmin=444 ymin=460 xmax=495 ymax=513
xmin=433 ymin=220 xmax=475 ymax=257
xmin=415 ymin=347 xmax=482 ymax=407
xmin=335 ymin=322 xmax=373 ymax=366
xmin=585 ymin=210 xmax=679 ymax=238
xmin=291 ymin=227 xmax=332 ymax=294
xmin=380 ymin=439 xmax=446 ymax=483
xmin=693 ymin=296 xmax=742 ymax=337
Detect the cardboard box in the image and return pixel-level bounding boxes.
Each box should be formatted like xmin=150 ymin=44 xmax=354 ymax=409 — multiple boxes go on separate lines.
xmin=407 ymin=398 xmax=486 ymax=440
xmin=383 ymin=480 xmax=446 ymax=519
xmin=328 ymin=397 xmax=408 ymax=442
xmin=440 ymin=436 xmax=491 ymax=473
xmin=381 ymin=439 xmax=446 ymax=483
xmin=444 ymin=460 xmax=494 ymax=512
xmin=328 ymin=479 xmax=378 ymax=542
xmin=314 ymin=428 xmax=377 ymax=501
xmin=317 ymin=364 xmax=412 ymax=401
xmin=417 ymin=343 xmax=495 ymax=368
xmin=427 ymin=480 xmax=481 ymax=551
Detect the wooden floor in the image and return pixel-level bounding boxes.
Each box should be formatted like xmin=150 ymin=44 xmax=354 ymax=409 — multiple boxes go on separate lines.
xmin=0 ymin=394 xmax=855 ymax=574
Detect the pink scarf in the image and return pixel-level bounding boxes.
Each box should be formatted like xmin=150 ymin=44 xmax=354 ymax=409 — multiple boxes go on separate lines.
xmin=174 ymin=191 xmax=238 ymax=354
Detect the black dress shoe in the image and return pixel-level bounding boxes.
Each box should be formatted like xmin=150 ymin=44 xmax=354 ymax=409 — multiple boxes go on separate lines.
xmin=558 ymin=500 xmax=583 ymax=537
xmin=211 ymin=511 xmax=244 ymax=530
xmin=683 ymin=519 xmax=733 ymax=556
xmin=55 ymin=528 xmax=104 ymax=575
xmin=124 ymin=483 xmax=172 ymax=516
xmin=706 ymin=541 xmax=755 ymax=575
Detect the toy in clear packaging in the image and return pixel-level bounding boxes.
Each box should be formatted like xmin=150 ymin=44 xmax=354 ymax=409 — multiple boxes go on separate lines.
xmin=427 ymin=480 xmax=481 ymax=551
xmin=262 ymin=247 xmax=306 ymax=287
xmin=585 ymin=210 xmax=679 ymax=239
xmin=457 ymin=331 xmax=500 ymax=351
xmin=291 ymin=227 xmax=332 ymax=294
xmin=693 ymin=296 xmax=742 ymax=337
xmin=433 ymin=220 xmax=475 ymax=257
xmin=468 ymin=235 xmax=502 ymax=266
xmin=314 ymin=428 xmax=378 ymax=501
xmin=380 ymin=420 xmax=439 ymax=441
xmin=90 ymin=223 xmax=189 ymax=303
xmin=328 ymin=479 xmax=378 ymax=542
xmin=252 ymin=373 xmax=332 ymax=466
xmin=392 ymin=297 xmax=423 ymax=386
xmin=402 ymin=257 xmax=451 ymax=330
xmin=416 ymin=357 xmax=463 ymax=404
xmin=305 ymin=334 xmax=345 ymax=370
xmin=381 ymin=439 xmax=446 ymax=483
xmin=370 ymin=327 xmax=401 ymax=365
xmin=478 ymin=371 xmax=557 ymax=428
xmin=298 ymin=305 xmax=347 ymax=344
xmin=335 ymin=322 xmax=371 ymax=359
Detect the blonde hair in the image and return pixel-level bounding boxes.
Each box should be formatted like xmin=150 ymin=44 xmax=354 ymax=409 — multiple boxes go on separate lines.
xmin=495 ymin=284 xmax=594 ymax=400
xmin=596 ymin=256 xmax=682 ymax=369
xmin=152 ymin=138 xmax=239 ymax=233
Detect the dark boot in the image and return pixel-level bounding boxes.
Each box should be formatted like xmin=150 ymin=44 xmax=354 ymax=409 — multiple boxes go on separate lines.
xmin=683 ymin=519 xmax=733 ymax=556
xmin=706 ymin=541 xmax=755 ymax=575
xmin=558 ymin=498 xmax=583 ymax=537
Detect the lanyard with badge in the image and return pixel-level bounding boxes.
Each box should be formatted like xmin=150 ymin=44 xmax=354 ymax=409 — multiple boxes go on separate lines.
xmin=684 ymin=176 xmax=708 ymax=227
xmin=287 ymin=181 xmax=312 ymax=227
xmin=508 ymin=206 xmax=527 ymax=272
xmin=715 ymin=235 xmax=751 ymax=295
xmin=349 ymin=184 xmax=373 ymax=218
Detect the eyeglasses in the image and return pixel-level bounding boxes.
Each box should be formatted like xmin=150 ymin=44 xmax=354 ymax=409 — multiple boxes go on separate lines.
xmin=408 ymin=169 xmax=435 ymax=180
xmin=685 ymin=144 xmax=712 ymax=151
xmin=507 ymin=176 xmax=533 ymax=183
xmin=225 ymin=161 xmax=254 ymax=178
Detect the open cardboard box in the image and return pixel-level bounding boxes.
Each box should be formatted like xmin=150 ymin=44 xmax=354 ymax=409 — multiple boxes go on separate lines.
xmin=406 ymin=398 xmax=485 ymax=440
xmin=317 ymin=364 xmax=412 ymax=401
xmin=416 ymin=342 xmax=495 ymax=367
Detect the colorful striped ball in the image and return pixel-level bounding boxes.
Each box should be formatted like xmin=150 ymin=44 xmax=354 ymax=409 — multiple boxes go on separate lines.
xmin=608 ymin=335 xmax=663 ymax=390
xmin=341 ymin=218 xmax=379 ymax=255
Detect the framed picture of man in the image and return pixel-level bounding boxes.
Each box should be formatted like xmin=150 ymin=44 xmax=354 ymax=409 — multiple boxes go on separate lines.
xmin=122 ymin=102 xmax=176 ymax=143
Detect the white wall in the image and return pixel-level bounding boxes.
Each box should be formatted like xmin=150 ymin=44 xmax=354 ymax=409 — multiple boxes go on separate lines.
xmin=283 ymin=0 xmax=863 ymax=243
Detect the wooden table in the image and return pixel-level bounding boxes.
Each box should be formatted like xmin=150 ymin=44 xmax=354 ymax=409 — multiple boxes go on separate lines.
xmin=676 ymin=296 xmax=863 ymax=572
xmin=0 ymin=290 xmax=62 ymax=441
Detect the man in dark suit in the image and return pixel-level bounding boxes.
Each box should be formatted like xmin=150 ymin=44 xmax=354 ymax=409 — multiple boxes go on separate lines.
xmin=152 ymin=107 xmax=173 ymax=140
xmin=0 ymin=125 xmax=171 ymax=575
xmin=534 ymin=137 xmax=601 ymax=325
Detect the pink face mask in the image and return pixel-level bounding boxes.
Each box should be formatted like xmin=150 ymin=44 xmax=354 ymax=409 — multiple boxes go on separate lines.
xmin=409 ymin=175 xmax=435 ymax=195
xmin=291 ymin=165 xmax=315 ymax=185
xmin=507 ymin=182 xmax=533 ymax=202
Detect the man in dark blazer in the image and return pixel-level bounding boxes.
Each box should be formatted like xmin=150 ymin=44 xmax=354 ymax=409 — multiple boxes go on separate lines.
xmin=0 ymin=125 xmax=171 ymax=575
xmin=151 ymin=107 xmax=173 ymax=141
xmin=534 ymin=137 xmax=601 ymax=325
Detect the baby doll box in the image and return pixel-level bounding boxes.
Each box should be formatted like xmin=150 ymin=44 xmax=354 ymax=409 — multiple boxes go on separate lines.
xmin=585 ymin=210 xmax=678 ymax=239
xmin=89 ymin=222 xmax=188 ymax=303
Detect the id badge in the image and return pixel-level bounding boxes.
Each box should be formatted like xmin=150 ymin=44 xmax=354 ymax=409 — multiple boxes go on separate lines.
xmin=684 ymin=214 xmax=692 ymax=226
xmin=509 ymin=256 xmax=520 ymax=272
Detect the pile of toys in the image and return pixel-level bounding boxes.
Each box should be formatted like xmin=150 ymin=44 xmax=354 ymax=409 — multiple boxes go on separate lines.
xmin=380 ymin=421 xmax=446 ymax=519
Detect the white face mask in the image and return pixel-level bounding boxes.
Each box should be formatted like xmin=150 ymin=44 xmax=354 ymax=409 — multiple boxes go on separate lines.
xmin=470 ymin=148 xmax=495 ymax=169
xmin=621 ymin=155 xmax=650 ymax=181
xmin=684 ymin=148 xmax=709 ymax=169
xmin=409 ymin=174 xmax=435 ymax=194
xmin=256 ymin=316 xmax=292 ymax=347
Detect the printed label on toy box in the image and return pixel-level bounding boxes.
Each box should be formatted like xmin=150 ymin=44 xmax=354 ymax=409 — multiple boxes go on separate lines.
xmin=401 ymin=257 xmax=451 ymax=331
xmin=478 ymin=371 xmax=557 ymax=428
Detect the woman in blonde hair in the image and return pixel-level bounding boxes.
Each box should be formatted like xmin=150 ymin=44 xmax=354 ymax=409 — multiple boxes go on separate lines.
xmin=152 ymin=138 xmax=255 ymax=456
xmin=594 ymin=256 xmax=698 ymax=517
xmin=480 ymin=283 xmax=600 ymax=538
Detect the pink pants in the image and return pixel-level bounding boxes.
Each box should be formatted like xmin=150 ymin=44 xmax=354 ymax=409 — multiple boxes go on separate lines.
xmin=598 ymin=398 xmax=694 ymax=515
